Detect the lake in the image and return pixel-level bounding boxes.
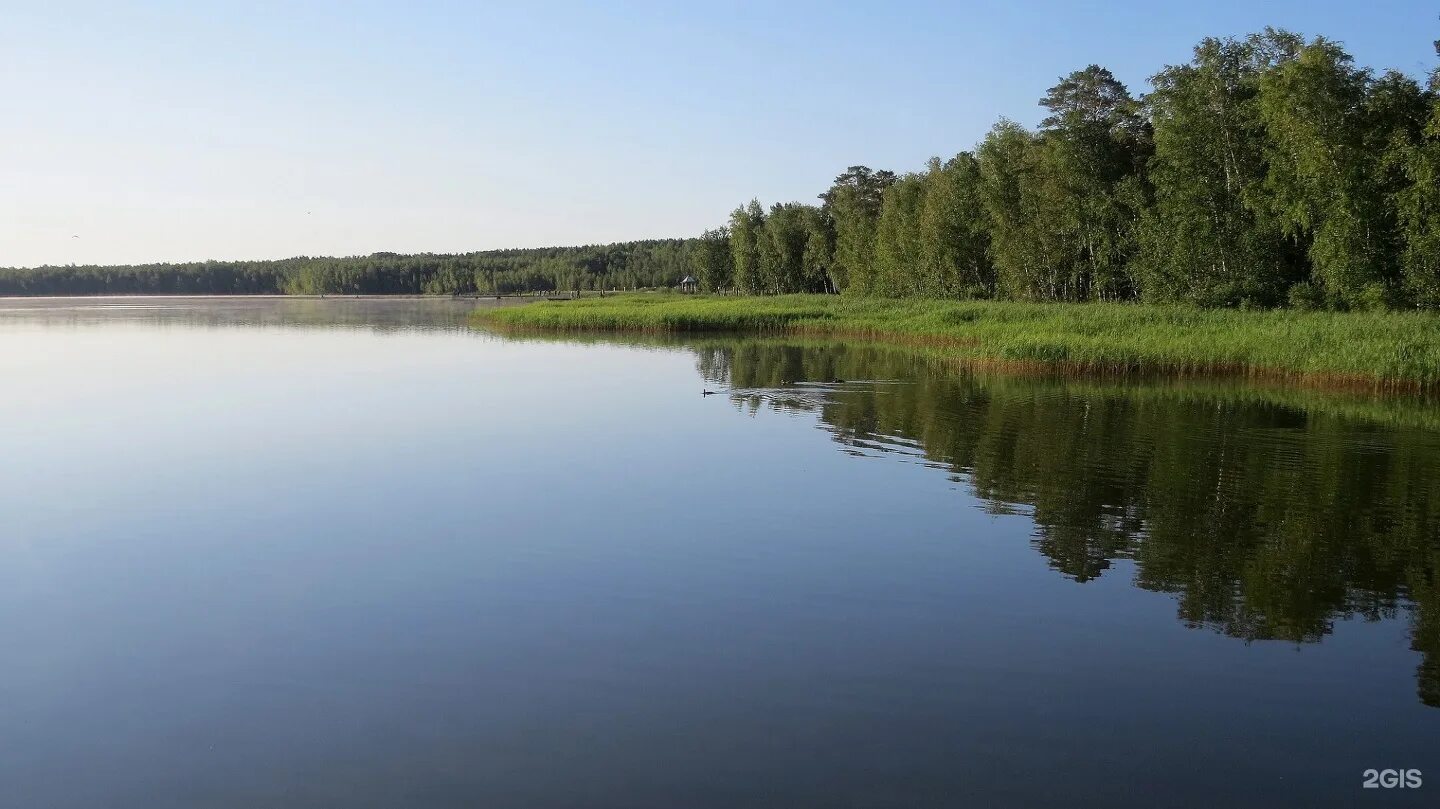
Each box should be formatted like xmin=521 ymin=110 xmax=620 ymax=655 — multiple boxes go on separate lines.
xmin=1 ymin=297 xmax=1435 ymax=808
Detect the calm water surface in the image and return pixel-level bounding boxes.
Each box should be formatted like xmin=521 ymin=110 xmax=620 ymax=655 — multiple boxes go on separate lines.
xmin=1 ymin=297 xmax=1435 ymax=808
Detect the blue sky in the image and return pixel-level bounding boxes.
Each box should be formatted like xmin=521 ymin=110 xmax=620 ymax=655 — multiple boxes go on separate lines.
xmin=2 ymin=0 xmax=1435 ymax=267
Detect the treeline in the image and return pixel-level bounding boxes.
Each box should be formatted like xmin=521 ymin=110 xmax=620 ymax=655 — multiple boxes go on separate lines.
xmin=694 ymin=29 xmax=1440 ymax=309
xmin=0 ymin=240 xmax=695 ymax=296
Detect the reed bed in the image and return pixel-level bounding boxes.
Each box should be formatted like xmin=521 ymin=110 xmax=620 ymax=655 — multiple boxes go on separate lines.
xmin=476 ymin=293 xmax=1440 ymax=390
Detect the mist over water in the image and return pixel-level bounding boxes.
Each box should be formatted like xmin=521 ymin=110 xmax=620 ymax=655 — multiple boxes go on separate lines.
xmin=1 ymin=298 xmax=1434 ymax=808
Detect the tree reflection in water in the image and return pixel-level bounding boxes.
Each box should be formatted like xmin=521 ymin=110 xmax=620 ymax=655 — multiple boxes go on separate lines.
xmin=695 ymin=340 xmax=1440 ymax=708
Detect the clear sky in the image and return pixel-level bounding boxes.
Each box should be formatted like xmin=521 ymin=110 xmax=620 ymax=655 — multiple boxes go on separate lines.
xmin=2 ymin=0 xmax=1435 ymax=267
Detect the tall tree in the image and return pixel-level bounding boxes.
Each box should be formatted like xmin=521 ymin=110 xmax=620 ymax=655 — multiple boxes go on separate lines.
xmin=1136 ymin=35 xmax=1294 ymax=305
xmin=1038 ymin=65 xmax=1151 ymax=300
xmin=729 ymin=200 xmax=766 ymax=294
xmin=1398 ymin=39 xmax=1440 ymax=306
xmin=872 ymin=174 xmax=927 ymax=296
xmin=1364 ymin=71 xmax=1431 ymax=305
xmin=756 ymin=203 xmax=831 ymax=294
xmin=803 ymin=210 xmax=837 ymax=293
xmin=691 ymin=227 xmax=733 ymax=291
xmin=918 ymin=153 xmax=993 ymax=297
xmin=1257 ymin=35 xmax=1391 ymax=307
xmin=977 ymin=120 xmax=1072 ymax=300
xmin=820 ymin=166 xmax=895 ymax=294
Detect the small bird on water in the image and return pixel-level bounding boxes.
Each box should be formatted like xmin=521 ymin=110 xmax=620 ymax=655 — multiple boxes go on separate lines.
xmin=702 ymin=389 xmax=718 ymax=396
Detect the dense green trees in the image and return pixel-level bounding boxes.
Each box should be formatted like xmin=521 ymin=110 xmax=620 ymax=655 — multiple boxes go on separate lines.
xmin=1258 ymin=36 xmax=1394 ymax=307
xmin=713 ymin=28 xmax=1440 ymax=310
xmin=0 ymin=240 xmax=696 ymax=297
xmin=1136 ymin=35 xmax=1291 ymax=306
xmin=822 ymin=166 xmax=895 ymax=295
xmin=1398 ymin=40 xmax=1440 ymax=305
xmin=690 ymin=227 xmax=732 ymax=292
xmin=1037 ymin=65 xmax=1150 ymax=301
xmin=755 ymin=203 xmax=815 ymax=293
xmin=917 ymin=154 xmax=992 ymax=297
xmin=728 ymin=200 xmax=766 ymax=294
xmin=873 ymin=175 xmax=927 ymax=296
xmin=825 ymin=156 xmax=995 ymax=298
xmin=976 ymin=121 xmax=1055 ymax=300
xmin=726 ymin=200 xmax=832 ymax=294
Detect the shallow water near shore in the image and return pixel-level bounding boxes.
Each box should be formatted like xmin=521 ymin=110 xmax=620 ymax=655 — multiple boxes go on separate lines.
xmin=1 ymin=297 xmax=1436 ymax=808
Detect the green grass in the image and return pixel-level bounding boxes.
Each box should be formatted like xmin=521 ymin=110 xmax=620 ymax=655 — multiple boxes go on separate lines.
xmin=475 ymin=293 xmax=1440 ymax=390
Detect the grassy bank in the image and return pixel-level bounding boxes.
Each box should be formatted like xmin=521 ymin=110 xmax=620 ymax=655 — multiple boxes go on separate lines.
xmin=475 ymin=294 xmax=1440 ymax=390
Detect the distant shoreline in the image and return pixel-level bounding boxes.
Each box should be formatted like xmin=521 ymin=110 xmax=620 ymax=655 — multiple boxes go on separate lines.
xmin=0 ymin=293 xmax=569 ymax=302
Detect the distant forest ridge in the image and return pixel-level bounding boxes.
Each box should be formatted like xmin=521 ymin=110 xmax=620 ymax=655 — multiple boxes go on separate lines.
xmin=6 ymin=26 xmax=1440 ymax=309
xmin=0 ymin=240 xmax=696 ymax=296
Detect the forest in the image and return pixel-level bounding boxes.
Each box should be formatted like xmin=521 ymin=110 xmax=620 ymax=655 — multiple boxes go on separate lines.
xmin=4 ymin=28 xmax=1438 ymax=310
xmin=700 ymin=28 xmax=1440 ymax=310
xmin=0 ymin=240 xmax=695 ymax=297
